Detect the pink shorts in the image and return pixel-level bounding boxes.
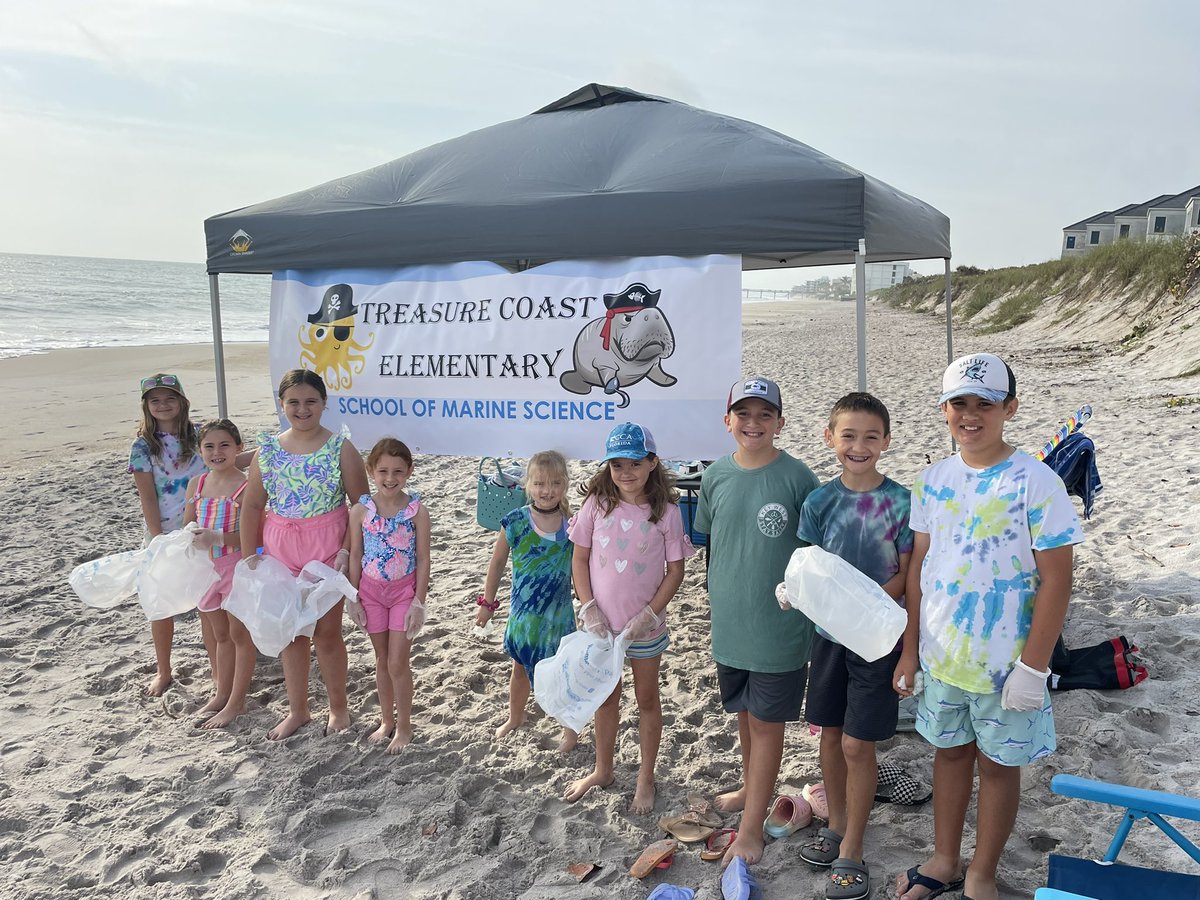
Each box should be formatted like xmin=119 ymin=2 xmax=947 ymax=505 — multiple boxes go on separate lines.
xmin=358 ymin=573 xmax=416 ymax=635
xmin=199 ymin=551 xmax=242 ymax=613
xmin=263 ymin=506 xmax=348 ymax=576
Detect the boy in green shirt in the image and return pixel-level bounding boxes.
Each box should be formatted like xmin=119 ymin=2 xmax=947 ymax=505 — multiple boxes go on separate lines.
xmin=694 ymin=376 xmax=819 ymax=866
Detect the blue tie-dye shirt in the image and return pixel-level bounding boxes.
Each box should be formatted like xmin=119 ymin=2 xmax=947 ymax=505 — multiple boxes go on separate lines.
xmin=910 ymin=450 xmax=1083 ymax=693
xmin=797 ymin=476 xmax=913 ymax=643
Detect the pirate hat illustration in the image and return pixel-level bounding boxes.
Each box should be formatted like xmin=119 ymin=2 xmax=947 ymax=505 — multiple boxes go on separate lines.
xmin=603 ymin=282 xmax=661 ymax=311
xmin=307 ymin=284 xmax=358 ymax=324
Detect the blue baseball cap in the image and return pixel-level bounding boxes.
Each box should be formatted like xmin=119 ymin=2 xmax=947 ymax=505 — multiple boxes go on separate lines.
xmin=602 ymin=422 xmax=657 ymax=461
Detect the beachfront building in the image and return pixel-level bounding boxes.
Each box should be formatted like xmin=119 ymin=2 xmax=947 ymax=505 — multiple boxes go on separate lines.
xmin=1062 ymin=184 xmax=1200 ymax=257
xmin=851 ymin=261 xmax=912 ymax=294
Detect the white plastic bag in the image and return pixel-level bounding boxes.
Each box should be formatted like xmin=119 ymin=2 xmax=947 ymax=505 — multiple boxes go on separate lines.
xmin=137 ymin=526 xmax=219 ymax=621
xmin=69 ymin=549 xmax=146 ymax=609
xmin=224 ymin=558 xmax=356 ymax=657
xmin=778 ymin=546 xmax=907 ymax=662
xmin=533 ymin=629 xmax=631 ymax=733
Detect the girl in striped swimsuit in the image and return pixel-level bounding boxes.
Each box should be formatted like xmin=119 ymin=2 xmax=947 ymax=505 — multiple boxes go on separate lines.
xmin=184 ymin=419 xmax=255 ymax=729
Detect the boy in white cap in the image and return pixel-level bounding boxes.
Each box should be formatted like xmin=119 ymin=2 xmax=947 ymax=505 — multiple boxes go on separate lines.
xmin=693 ymin=376 xmax=820 ymax=867
xmin=893 ymin=353 xmax=1083 ymax=900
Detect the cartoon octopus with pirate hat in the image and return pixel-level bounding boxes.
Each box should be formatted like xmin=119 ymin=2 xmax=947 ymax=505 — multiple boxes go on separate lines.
xmin=298 ymin=283 xmax=374 ymax=390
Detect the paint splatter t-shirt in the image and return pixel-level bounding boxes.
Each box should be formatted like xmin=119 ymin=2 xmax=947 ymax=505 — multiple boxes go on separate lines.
xmin=910 ymin=450 xmax=1083 ymax=693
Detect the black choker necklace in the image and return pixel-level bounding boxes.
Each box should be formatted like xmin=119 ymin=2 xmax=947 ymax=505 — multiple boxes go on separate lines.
xmin=531 ymin=503 xmax=561 ymax=515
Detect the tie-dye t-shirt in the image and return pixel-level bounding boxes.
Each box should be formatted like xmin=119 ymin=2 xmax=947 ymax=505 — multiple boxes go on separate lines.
xmin=360 ymin=493 xmax=421 ymax=581
xmin=797 ymin=476 xmax=913 ymax=643
xmin=910 ymin=450 xmax=1083 ymax=693
xmin=128 ymin=433 xmax=207 ymax=531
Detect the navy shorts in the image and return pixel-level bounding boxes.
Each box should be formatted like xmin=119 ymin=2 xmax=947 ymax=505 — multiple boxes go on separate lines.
xmin=804 ymin=634 xmax=901 ymax=742
xmin=717 ymin=662 xmax=808 ymax=724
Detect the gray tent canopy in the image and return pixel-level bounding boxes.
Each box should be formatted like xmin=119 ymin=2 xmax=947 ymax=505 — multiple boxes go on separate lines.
xmin=203 ymin=84 xmax=953 ymax=412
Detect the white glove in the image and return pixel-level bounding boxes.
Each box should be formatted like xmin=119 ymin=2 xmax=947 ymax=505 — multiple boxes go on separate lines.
xmin=405 ymin=601 xmax=426 ymax=640
xmin=191 ymin=528 xmax=224 ymax=551
xmin=334 ymin=549 xmax=350 ymax=575
xmin=896 ymin=671 xmax=925 ymax=696
xmin=579 ymin=600 xmax=610 ymax=638
xmin=624 ymin=605 xmax=661 ymax=641
xmin=242 ymin=554 xmax=261 ymax=571
xmin=1001 ymin=659 xmax=1050 ymax=711
xmin=774 ymin=582 xmax=792 ymax=610
xmin=345 ymin=598 xmax=367 ymax=630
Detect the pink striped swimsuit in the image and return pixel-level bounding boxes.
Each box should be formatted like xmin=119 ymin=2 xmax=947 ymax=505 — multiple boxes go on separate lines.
xmin=193 ymin=474 xmax=247 ymax=558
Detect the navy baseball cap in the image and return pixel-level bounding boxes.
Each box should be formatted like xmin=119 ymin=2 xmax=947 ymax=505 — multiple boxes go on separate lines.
xmin=602 ymin=422 xmax=657 ymax=461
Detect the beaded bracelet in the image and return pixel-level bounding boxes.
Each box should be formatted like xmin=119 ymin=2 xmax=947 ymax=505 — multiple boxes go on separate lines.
xmin=475 ymin=594 xmax=500 ymax=612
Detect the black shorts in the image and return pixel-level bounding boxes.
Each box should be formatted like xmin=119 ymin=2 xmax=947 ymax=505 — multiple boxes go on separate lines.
xmin=717 ymin=663 xmax=808 ymax=724
xmin=804 ymin=634 xmax=901 ymax=742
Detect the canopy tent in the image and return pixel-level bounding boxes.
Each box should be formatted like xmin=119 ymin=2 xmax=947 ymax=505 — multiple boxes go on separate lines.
xmin=203 ymin=83 xmax=954 ymax=414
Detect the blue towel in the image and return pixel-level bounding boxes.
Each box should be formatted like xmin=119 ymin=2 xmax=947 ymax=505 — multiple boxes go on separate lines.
xmin=1042 ymin=430 xmax=1102 ymax=519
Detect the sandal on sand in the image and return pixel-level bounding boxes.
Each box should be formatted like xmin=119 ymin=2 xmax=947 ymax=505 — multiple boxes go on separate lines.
xmin=896 ymin=865 xmax=965 ymax=898
xmin=763 ymin=794 xmax=813 ymax=838
xmin=826 ymin=858 xmax=870 ymax=900
xmin=802 ymin=781 xmax=829 ymax=820
xmin=629 ymin=838 xmax=680 ymax=878
xmin=799 ymin=826 xmax=843 ymax=867
xmin=721 ymin=856 xmax=761 ymax=900
xmin=701 ymin=828 xmax=738 ymax=861
xmin=659 ymin=795 xmax=722 ymax=843
xmin=875 ymin=763 xmax=932 ymax=805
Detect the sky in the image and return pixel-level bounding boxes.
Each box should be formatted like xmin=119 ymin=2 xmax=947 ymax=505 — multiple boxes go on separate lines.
xmin=1 ymin=1 xmax=1198 ymax=290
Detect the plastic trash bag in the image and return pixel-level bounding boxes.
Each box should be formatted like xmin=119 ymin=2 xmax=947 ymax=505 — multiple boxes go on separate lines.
xmin=224 ymin=558 xmax=355 ymax=657
xmin=69 ymin=549 xmax=146 ymax=609
xmin=778 ymin=546 xmax=907 ymax=662
xmin=137 ymin=525 xmax=219 ymax=621
xmin=533 ymin=628 xmax=632 ymax=733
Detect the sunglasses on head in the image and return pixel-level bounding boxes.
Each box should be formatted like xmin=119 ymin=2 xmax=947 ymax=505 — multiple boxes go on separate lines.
xmin=140 ymin=374 xmax=181 ymax=393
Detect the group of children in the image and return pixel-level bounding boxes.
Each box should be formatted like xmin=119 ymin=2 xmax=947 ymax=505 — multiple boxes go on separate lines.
xmin=129 ymin=352 xmax=1083 ymax=900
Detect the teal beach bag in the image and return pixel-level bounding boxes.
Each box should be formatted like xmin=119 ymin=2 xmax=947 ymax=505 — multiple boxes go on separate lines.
xmin=476 ymin=457 xmax=527 ymax=531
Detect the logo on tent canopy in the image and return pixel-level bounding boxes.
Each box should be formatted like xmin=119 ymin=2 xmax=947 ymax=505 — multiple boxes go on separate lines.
xmin=228 ymin=229 xmax=253 ymax=254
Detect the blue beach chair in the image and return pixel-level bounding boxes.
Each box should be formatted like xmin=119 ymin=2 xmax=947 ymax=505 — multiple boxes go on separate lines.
xmin=1044 ymin=774 xmax=1200 ymax=898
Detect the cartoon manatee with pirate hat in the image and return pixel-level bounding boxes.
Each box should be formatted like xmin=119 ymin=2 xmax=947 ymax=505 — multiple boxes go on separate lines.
xmin=559 ymin=282 xmax=676 ymax=408
xmin=298 ymin=283 xmax=374 ymax=390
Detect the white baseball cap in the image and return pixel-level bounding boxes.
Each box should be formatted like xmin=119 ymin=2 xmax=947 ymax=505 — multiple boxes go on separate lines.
xmin=939 ymin=353 xmax=1016 ymax=405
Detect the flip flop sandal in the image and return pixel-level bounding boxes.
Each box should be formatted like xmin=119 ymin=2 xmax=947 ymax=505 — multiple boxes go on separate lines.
xmin=897 ymin=865 xmax=965 ymax=898
xmin=801 ymin=781 xmax=829 ymax=820
xmin=826 ymin=857 xmax=870 ymax=900
xmin=685 ymin=793 xmax=723 ymax=827
xmin=700 ymin=827 xmax=738 ymax=861
xmin=763 ymin=794 xmax=813 ymax=838
xmin=876 ymin=773 xmax=932 ymax=806
xmin=720 ymin=856 xmax=760 ymax=900
xmin=658 ymin=810 xmax=717 ymax=843
xmin=799 ymin=826 xmax=843 ymax=867
xmin=877 ymin=761 xmax=905 ymax=788
xmin=629 ymin=838 xmax=681 ymax=878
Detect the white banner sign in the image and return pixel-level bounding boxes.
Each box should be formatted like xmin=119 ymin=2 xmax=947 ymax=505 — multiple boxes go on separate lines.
xmin=268 ymin=255 xmax=742 ymax=459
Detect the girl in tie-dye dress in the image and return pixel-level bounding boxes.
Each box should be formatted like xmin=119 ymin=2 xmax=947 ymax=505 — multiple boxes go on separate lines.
xmin=475 ymin=451 xmax=577 ymax=752
xmin=348 ymin=438 xmax=431 ymax=754
xmin=240 ymin=369 xmax=368 ymax=741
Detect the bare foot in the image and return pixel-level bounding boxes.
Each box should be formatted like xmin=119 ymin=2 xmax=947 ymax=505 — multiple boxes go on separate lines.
xmin=961 ymin=872 xmax=999 ymax=900
xmin=630 ymin=777 xmax=657 ymax=815
xmin=714 ymin=787 xmax=746 ymax=813
xmin=201 ymin=703 xmax=246 ymax=730
xmin=563 ymin=770 xmax=614 ymax=803
xmin=196 ymin=695 xmax=227 ymax=717
xmin=494 ymin=716 xmax=524 ymax=740
xmin=145 ymin=673 xmax=172 ymax=697
xmin=386 ymin=726 xmax=412 ymax=754
xmin=267 ymin=713 xmax=312 ymax=741
xmin=895 ymin=858 xmax=964 ymax=900
xmin=557 ymin=728 xmax=578 ymax=753
xmin=367 ymin=722 xmax=394 ymax=745
xmin=722 ymin=831 xmax=764 ymax=867
xmin=325 ymin=710 xmax=351 ymax=735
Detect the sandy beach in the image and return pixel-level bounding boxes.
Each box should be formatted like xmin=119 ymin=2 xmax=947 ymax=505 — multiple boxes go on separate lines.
xmin=3 ymin=297 xmax=1199 ymax=899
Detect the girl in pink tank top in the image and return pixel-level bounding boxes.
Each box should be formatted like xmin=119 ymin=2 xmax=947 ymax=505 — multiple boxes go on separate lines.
xmin=183 ymin=419 xmax=255 ymax=730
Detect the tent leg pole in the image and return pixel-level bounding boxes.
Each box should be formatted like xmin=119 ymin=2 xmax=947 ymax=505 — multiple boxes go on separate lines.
xmin=209 ymin=273 xmax=229 ymax=418
xmin=855 ymin=243 xmax=867 ymax=391
xmin=944 ymin=258 xmax=954 ymax=363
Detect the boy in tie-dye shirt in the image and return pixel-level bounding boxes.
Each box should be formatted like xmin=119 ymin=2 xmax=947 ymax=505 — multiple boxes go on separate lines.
xmin=894 ymin=353 xmax=1082 ymax=900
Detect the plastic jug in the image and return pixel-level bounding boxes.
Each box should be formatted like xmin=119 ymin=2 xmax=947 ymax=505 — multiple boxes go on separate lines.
xmin=779 ymin=546 xmax=907 ymax=662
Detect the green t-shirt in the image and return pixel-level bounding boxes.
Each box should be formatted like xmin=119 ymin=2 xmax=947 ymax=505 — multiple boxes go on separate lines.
xmin=694 ymin=450 xmax=820 ymax=672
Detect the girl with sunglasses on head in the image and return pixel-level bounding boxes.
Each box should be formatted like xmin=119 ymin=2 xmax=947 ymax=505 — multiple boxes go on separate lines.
xmin=128 ymin=373 xmax=207 ymax=696
xmin=240 ymin=368 xmax=369 ymax=741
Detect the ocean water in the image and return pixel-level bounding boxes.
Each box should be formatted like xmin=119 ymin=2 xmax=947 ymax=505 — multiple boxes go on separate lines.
xmin=0 ymin=251 xmax=803 ymax=359
xmin=0 ymin=252 xmax=271 ymax=358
